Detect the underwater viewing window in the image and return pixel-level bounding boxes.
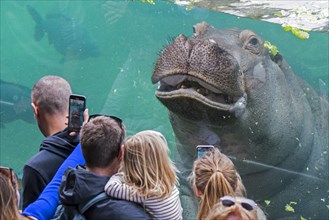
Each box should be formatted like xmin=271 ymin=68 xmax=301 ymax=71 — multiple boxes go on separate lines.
xmin=1 ymin=1 xmax=328 ymax=219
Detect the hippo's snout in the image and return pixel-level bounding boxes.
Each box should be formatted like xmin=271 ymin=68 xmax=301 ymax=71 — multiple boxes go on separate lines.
xmin=188 ymin=38 xmax=244 ymax=97
xmin=152 ymin=33 xmax=245 ymax=117
xmin=152 ymin=35 xmax=244 ymax=97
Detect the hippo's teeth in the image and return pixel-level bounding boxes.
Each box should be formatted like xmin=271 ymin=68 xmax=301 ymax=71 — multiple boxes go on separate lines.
xmin=179 ymin=84 xmax=187 ymax=89
xmin=196 ymin=88 xmax=209 ymax=95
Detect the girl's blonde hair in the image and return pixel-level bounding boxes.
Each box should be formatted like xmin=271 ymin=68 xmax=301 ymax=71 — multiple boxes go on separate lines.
xmin=189 ymin=148 xmax=246 ymax=220
xmin=122 ymin=130 xmax=179 ymax=198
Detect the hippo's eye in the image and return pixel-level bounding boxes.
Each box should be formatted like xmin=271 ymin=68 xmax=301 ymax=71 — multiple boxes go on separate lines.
xmin=239 ymin=30 xmax=262 ymax=55
xmin=249 ymin=37 xmax=259 ymax=46
xmin=244 ymin=36 xmax=262 ymax=55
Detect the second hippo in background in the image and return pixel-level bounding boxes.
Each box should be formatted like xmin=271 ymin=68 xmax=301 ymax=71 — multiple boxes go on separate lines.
xmin=0 ymin=80 xmax=34 ymax=127
xmin=151 ymin=22 xmax=328 ymax=219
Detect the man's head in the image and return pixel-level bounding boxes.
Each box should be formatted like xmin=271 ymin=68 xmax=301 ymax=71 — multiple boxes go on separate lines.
xmin=31 ymin=75 xmax=72 ymax=135
xmin=31 ymin=75 xmax=72 ymax=115
xmin=80 ymin=115 xmax=125 ymax=174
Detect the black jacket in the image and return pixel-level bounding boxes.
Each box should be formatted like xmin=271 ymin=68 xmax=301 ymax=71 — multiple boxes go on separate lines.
xmin=22 ymin=128 xmax=79 ymax=209
xmin=59 ymin=167 xmax=151 ymax=220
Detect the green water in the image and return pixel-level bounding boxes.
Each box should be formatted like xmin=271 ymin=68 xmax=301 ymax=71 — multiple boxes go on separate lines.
xmin=1 ymin=0 xmax=328 ymax=177
xmin=0 ymin=0 xmax=328 ymax=217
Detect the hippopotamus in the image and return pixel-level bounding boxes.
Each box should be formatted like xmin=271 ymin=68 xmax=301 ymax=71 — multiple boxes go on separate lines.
xmin=0 ymin=80 xmax=34 ymax=126
xmin=151 ymin=22 xmax=328 ymax=219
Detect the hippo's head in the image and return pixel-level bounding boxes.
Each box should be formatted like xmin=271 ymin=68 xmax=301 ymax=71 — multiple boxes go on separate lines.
xmin=151 ymin=21 xmax=315 ymax=174
xmin=152 ymin=22 xmax=280 ymax=125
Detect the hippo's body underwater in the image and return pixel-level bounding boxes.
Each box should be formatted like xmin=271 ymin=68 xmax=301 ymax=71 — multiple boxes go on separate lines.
xmin=151 ymin=22 xmax=328 ymax=219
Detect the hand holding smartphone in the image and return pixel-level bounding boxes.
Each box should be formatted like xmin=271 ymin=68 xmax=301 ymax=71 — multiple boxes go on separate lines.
xmin=68 ymin=94 xmax=86 ymax=132
xmin=196 ymin=145 xmax=215 ymax=158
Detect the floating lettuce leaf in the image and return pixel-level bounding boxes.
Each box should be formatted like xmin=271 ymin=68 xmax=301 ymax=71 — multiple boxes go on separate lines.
xmin=264 ymin=200 xmax=271 ymax=206
xmin=285 ymin=201 xmax=298 ymax=213
xmin=282 ymin=25 xmax=310 ymax=40
xmin=186 ymin=5 xmax=193 ymax=11
xmin=285 ymin=204 xmax=295 ymax=213
xmin=291 ymin=28 xmax=310 ymax=39
xmin=185 ymin=0 xmax=196 ymax=11
xmin=274 ymin=11 xmax=284 ymax=17
xmin=264 ymin=41 xmax=279 ymax=56
xmin=131 ymin=0 xmax=155 ymax=4
xmin=283 ymin=26 xmax=292 ymax=31
xmin=143 ymin=0 xmax=155 ymax=4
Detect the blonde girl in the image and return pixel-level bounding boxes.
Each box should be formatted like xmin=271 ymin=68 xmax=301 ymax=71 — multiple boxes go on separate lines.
xmin=189 ymin=148 xmax=246 ymax=220
xmin=104 ymin=130 xmax=183 ymax=220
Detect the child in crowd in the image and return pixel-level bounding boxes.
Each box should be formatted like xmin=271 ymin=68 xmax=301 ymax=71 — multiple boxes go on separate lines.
xmin=104 ymin=130 xmax=183 ymax=220
xmin=206 ymin=196 xmax=260 ymax=220
xmin=189 ymin=148 xmax=246 ymax=220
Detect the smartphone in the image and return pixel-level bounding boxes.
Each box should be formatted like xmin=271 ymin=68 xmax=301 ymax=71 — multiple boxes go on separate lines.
xmin=196 ymin=145 xmax=215 ymax=158
xmin=68 ymin=94 xmax=86 ymax=132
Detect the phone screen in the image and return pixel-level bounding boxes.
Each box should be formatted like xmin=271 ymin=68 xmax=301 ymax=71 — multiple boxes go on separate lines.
xmin=196 ymin=145 xmax=215 ymax=158
xmin=68 ymin=94 xmax=86 ymax=132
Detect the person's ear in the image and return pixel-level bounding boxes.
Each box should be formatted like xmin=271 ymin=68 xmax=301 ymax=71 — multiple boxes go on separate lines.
xmin=31 ymin=103 xmax=39 ymax=118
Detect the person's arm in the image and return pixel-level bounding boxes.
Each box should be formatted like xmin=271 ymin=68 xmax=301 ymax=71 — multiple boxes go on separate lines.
xmin=104 ymin=173 xmax=143 ymax=203
xmin=22 ymin=144 xmax=85 ymax=220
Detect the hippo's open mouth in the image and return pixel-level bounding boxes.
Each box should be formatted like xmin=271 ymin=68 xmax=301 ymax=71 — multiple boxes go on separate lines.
xmin=155 ymin=74 xmax=247 ymax=116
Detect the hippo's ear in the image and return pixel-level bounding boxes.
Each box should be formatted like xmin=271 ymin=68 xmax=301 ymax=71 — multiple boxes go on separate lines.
xmin=270 ymin=53 xmax=283 ymax=66
xmin=193 ymin=21 xmax=210 ymax=37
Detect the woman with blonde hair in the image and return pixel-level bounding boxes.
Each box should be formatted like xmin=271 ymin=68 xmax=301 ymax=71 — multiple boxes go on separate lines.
xmin=105 ymin=130 xmax=183 ymax=219
xmin=189 ymin=148 xmax=246 ymax=220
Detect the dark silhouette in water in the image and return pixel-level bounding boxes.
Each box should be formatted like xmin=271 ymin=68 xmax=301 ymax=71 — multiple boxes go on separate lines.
xmin=27 ymin=5 xmax=100 ymax=63
xmin=0 ymin=80 xmax=34 ymax=126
